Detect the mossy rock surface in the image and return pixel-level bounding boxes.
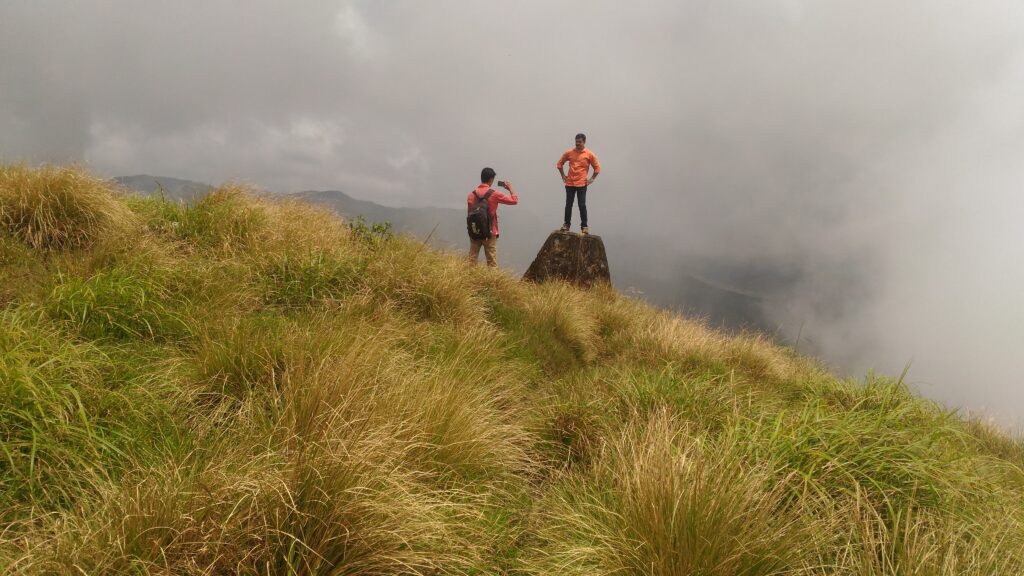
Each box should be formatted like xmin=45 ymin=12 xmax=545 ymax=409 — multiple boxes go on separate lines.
xmin=523 ymin=230 xmax=611 ymax=288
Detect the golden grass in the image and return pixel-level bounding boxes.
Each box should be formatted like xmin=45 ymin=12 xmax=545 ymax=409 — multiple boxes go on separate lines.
xmin=174 ymin=184 xmax=269 ymax=256
xmin=528 ymin=412 xmax=814 ymax=576
xmin=280 ymin=314 xmax=535 ymax=484
xmin=520 ymin=282 xmax=602 ymax=364
xmin=361 ymin=242 xmax=491 ymax=326
xmin=830 ymin=491 xmax=1024 ymax=575
xmin=12 ymin=430 xmax=477 ymax=574
xmin=619 ymin=305 xmax=811 ymax=386
xmin=0 ymin=164 xmax=131 ymax=250
xmin=259 ymin=198 xmax=355 ymax=259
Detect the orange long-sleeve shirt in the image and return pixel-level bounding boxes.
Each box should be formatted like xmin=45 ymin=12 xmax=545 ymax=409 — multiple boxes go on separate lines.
xmin=557 ymin=147 xmax=601 ymax=187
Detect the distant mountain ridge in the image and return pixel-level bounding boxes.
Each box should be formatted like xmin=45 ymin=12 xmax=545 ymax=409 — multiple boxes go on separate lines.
xmin=114 ymin=175 xmax=466 ymax=247
xmin=116 ymin=174 xmax=781 ymax=335
xmin=293 ymin=189 xmax=468 ymax=252
xmin=115 ymin=175 xmax=213 ymax=203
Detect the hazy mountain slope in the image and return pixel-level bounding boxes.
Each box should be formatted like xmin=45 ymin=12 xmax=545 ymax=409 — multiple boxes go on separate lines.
xmin=114 ymin=174 xmax=213 ymax=203
xmin=116 ymin=175 xmax=786 ymax=335
xmin=292 ymin=189 xmax=468 ymax=249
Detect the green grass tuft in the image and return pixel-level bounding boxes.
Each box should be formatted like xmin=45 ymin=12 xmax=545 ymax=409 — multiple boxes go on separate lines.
xmin=0 ymin=307 xmax=184 ymax=519
xmin=258 ymin=250 xmax=366 ymax=308
xmin=48 ymin=265 xmax=193 ymax=341
xmin=174 ymin=184 xmax=268 ymax=254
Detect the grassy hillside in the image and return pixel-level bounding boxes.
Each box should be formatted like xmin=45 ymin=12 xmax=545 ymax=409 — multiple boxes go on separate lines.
xmin=2 ymin=164 xmax=1023 ymax=575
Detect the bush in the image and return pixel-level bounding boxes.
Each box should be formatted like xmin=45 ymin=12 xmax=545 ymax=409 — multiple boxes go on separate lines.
xmin=347 ymin=215 xmax=394 ymax=245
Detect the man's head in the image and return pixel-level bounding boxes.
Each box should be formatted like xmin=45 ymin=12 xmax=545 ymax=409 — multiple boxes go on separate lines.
xmin=481 ymin=167 xmax=496 ymax=184
xmin=575 ymin=133 xmax=586 ymax=151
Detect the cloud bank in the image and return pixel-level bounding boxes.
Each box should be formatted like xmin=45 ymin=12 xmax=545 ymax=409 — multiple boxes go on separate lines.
xmin=3 ymin=1 xmax=1024 ymax=422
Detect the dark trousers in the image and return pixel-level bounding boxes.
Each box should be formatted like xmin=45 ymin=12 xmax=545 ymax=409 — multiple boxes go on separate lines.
xmin=564 ymin=185 xmax=588 ymax=227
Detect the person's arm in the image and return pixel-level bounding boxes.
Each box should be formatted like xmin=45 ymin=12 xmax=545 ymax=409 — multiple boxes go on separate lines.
xmin=557 ymin=152 xmax=569 ymax=183
xmin=497 ymin=181 xmax=519 ymax=205
xmin=587 ymin=153 xmax=601 ymax=185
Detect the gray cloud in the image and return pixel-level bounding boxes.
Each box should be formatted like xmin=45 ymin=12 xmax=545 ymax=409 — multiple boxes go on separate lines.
xmin=3 ymin=1 xmax=1024 ymax=423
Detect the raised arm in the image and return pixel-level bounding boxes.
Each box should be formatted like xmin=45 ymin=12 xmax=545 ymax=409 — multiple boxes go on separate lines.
xmin=497 ymin=181 xmax=519 ymax=205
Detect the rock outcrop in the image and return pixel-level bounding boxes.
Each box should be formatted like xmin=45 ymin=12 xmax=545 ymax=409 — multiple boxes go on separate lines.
xmin=523 ymin=230 xmax=611 ymax=288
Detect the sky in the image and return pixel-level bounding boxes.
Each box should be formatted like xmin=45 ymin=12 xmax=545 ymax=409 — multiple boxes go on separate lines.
xmin=3 ymin=1 xmax=1024 ymax=425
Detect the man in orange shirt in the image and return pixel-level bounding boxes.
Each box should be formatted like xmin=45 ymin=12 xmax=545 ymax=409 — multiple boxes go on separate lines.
xmin=556 ymin=133 xmax=601 ymax=235
xmin=466 ymin=167 xmax=519 ymax=267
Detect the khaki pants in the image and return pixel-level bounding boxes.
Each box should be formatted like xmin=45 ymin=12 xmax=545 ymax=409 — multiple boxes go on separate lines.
xmin=468 ymin=237 xmax=498 ymax=267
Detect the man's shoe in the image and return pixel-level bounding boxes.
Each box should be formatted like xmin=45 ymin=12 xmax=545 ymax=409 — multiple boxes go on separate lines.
xmin=559 ymin=224 xmax=570 ymax=233
xmin=581 ymin=227 xmax=589 ymax=236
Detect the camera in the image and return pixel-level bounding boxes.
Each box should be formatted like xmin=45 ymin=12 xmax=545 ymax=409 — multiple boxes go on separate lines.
xmin=497 ymin=180 xmax=507 ymax=188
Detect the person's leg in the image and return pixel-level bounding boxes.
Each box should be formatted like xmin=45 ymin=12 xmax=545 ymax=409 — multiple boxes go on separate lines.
xmin=484 ymin=237 xmax=498 ymax=267
xmin=468 ymin=238 xmax=482 ymax=263
xmin=563 ymin=186 xmax=576 ymax=228
xmin=578 ymin=186 xmax=588 ymax=229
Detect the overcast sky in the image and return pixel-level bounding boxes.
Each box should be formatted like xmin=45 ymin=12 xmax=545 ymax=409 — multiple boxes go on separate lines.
xmin=3 ymin=1 xmax=1024 ymax=425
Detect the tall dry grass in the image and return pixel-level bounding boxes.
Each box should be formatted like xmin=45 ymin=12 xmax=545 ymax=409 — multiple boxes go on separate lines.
xmin=10 ymin=427 xmax=476 ymax=574
xmin=527 ymin=412 xmax=815 ymax=575
xmin=829 ymin=492 xmax=1024 ymax=575
xmin=0 ymin=164 xmax=131 ymax=250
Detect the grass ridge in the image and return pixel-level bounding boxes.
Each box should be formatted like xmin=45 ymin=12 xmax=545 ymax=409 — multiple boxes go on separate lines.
xmin=1 ymin=164 xmax=1022 ymax=575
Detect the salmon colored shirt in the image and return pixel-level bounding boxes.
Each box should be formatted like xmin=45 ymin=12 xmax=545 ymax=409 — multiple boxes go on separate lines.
xmin=557 ymin=147 xmax=601 ymax=187
xmin=467 ymin=183 xmax=518 ymax=237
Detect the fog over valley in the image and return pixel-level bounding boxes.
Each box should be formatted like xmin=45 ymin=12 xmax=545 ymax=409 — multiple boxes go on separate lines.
xmin=4 ymin=1 xmax=1024 ymax=424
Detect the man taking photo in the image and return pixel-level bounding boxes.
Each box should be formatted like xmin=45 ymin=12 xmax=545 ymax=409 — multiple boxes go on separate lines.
xmin=466 ymin=167 xmax=518 ymax=267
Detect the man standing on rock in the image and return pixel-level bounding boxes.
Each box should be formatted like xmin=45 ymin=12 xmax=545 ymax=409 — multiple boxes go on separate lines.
xmin=557 ymin=133 xmax=601 ymax=235
xmin=466 ymin=167 xmax=518 ymax=267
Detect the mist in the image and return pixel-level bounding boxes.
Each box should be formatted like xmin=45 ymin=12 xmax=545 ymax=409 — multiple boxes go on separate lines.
xmin=3 ymin=1 xmax=1024 ymax=424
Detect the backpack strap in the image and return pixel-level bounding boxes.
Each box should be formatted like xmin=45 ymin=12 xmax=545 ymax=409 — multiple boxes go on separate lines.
xmin=473 ymin=189 xmax=495 ymax=202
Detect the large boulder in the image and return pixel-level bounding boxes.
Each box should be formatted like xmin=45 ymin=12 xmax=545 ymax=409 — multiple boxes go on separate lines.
xmin=523 ymin=230 xmax=611 ymax=288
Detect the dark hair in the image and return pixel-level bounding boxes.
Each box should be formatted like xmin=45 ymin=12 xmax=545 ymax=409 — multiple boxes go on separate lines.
xmin=481 ymin=167 xmax=496 ymax=183
xmin=575 ymin=133 xmax=586 ymax=142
